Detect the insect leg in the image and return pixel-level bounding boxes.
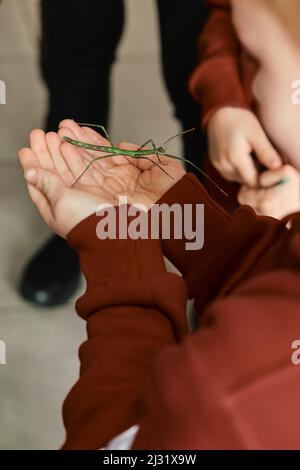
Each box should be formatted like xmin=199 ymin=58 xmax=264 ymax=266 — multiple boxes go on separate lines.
xmin=77 ymin=123 xmax=114 ymax=146
xmin=132 ymin=155 xmax=173 ymax=179
xmin=137 ymin=140 xmax=161 ymax=163
xmin=71 ymin=153 xmax=115 ymax=188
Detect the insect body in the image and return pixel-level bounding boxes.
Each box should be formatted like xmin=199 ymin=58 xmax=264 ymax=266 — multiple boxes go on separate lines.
xmin=63 ymin=137 xmax=165 ymax=158
xmin=63 ymin=123 xmax=228 ymax=196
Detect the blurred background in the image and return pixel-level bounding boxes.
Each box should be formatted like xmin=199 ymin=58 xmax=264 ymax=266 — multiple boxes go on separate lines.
xmin=0 ymin=0 xmax=181 ymax=449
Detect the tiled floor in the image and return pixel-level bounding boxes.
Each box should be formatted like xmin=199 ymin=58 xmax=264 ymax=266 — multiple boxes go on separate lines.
xmin=0 ymin=0 xmax=181 ymax=449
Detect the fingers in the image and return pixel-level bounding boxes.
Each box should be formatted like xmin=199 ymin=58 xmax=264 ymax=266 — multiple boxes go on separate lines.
xmin=24 ymin=168 xmax=66 ymax=206
xmin=232 ymin=150 xmax=258 ymax=187
xmin=21 ymin=131 xmax=86 ymax=188
xmin=117 ymin=141 xmax=140 ymax=166
xmin=58 ymin=119 xmax=110 ymax=148
xmin=59 ymin=119 xmax=89 ymax=141
xmin=118 ymin=141 xmax=161 ymax=171
xmin=251 ymin=127 xmax=282 ymax=170
xmin=23 ymin=164 xmax=115 ymax=238
xmin=18 ymin=147 xmax=40 ymax=173
xmin=58 ymin=124 xmax=115 ymax=171
xmin=45 ymin=132 xmax=74 ymax=186
xmin=23 ymin=168 xmax=67 ymax=228
xmin=239 ymin=165 xmax=300 ymax=218
xmin=26 ymin=183 xmax=54 ymax=228
xmin=212 ymin=149 xmax=246 ymax=183
xmin=60 ymin=142 xmax=101 ymax=186
xmin=29 ymin=129 xmax=55 ymax=171
xmin=208 ymin=108 xmax=282 ymax=186
xmin=19 ymin=149 xmax=53 ymax=222
xmin=238 ymin=185 xmax=266 ymax=210
xmin=259 ymin=165 xmax=298 ymax=188
xmin=82 ymin=126 xmax=109 ymax=145
xmin=213 ymin=137 xmax=258 ymax=186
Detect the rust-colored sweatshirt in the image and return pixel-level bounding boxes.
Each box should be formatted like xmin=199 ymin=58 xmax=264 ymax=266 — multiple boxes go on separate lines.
xmin=190 ymin=0 xmax=300 ymax=135
xmin=191 ymin=0 xmax=300 ymax=175
xmin=189 ymin=0 xmax=255 ymax=127
xmin=63 ymin=174 xmax=300 ymax=450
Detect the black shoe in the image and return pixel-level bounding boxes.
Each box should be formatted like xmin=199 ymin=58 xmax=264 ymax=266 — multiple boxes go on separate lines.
xmin=20 ymin=235 xmax=81 ymax=307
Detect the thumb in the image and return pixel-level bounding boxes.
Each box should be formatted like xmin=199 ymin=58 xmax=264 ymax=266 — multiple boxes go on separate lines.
xmin=251 ymin=128 xmax=282 ymax=170
xmin=24 ymin=168 xmax=66 ymax=204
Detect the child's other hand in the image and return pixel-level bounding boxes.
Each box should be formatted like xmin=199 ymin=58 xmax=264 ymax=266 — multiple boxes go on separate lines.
xmin=238 ymin=165 xmax=300 ymax=219
xmin=207 ymin=107 xmax=282 ymax=187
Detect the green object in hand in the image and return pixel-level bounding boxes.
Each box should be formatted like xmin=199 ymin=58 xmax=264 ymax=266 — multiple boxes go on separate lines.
xmin=275 ymin=178 xmax=289 ymax=186
xmin=63 ymin=123 xmax=228 ymax=196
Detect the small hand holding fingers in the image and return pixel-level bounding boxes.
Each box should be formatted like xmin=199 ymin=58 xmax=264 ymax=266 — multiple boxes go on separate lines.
xmin=215 ymin=157 xmax=243 ymax=183
xmin=259 ymin=165 xmax=298 ymax=188
xmin=238 ymin=185 xmax=266 ymax=211
xmin=231 ymin=143 xmax=258 ymax=187
xmin=250 ymin=126 xmax=282 ymax=171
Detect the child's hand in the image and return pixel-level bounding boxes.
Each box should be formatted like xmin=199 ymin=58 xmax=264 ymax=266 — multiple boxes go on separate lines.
xmin=57 ymin=120 xmax=186 ymax=206
xmin=19 ymin=130 xmax=116 ymax=238
xmin=19 ymin=122 xmax=186 ymax=238
xmin=238 ymin=165 xmax=300 ymax=219
xmin=207 ymin=107 xmax=282 ymax=186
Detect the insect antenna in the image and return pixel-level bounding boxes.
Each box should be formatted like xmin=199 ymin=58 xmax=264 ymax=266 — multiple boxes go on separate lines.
xmin=76 ymin=122 xmax=113 ymax=144
xmin=162 ymin=128 xmax=196 ymax=150
xmin=77 ymin=122 xmax=104 ymax=129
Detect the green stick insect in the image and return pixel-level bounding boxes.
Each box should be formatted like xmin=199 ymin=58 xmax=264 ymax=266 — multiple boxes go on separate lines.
xmin=63 ymin=123 xmax=228 ymax=195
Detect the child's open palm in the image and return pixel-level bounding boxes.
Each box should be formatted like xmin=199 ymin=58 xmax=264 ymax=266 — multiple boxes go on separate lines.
xmin=19 ymin=121 xmax=185 ymax=238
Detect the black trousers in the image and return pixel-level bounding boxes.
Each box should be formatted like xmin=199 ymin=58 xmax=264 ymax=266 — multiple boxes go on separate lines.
xmin=40 ymin=0 xmax=208 ymax=168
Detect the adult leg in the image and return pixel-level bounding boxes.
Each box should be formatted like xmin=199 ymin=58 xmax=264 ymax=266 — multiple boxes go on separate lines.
xmin=156 ymin=0 xmax=209 ymax=175
xmin=20 ymin=0 xmax=125 ymax=307
xmin=41 ymin=0 xmax=125 ymax=131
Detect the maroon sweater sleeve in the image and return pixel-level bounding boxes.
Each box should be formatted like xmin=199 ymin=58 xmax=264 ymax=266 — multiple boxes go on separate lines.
xmin=62 ymin=211 xmax=188 ymax=449
xmin=158 ymin=173 xmax=231 ymax=277
xmin=61 ymin=175 xmax=283 ymax=450
xmin=158 ymin=173 xmax=276 ymax=300
xmin=189 ymin=0 xmax=249 ymax=127
xmin=133 ymin=271 xmax=300 ymax=449
xmin=133 ymin=217 xmax=300 ymax=450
